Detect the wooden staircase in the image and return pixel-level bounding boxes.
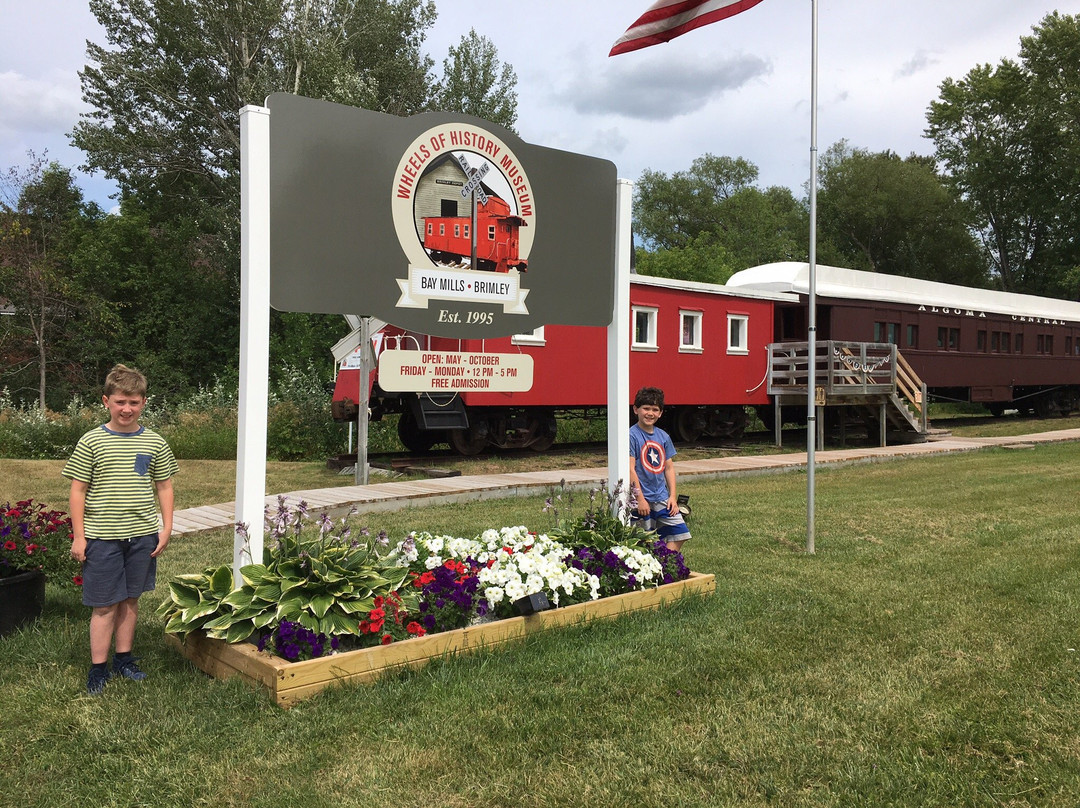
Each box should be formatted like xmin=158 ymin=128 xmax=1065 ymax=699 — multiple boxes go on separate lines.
xmin=767 ymin=341 xmax=929 ymax=446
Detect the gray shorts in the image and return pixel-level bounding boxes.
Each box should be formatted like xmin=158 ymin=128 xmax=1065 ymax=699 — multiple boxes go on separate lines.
xmin=81 ymin=534 xmax=159 ymax=607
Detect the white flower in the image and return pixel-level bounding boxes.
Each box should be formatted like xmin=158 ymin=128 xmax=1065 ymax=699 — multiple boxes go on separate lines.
xmin=423 ymin=535 xmax=445 ymax=554
xmin=424 ymin=555 xmax=444 ymax=570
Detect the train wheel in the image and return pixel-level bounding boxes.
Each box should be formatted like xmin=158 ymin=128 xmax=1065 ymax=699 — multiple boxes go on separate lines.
xmin=673 ymin=407 xmax=705 ymax=442
xmin=397 ymin=410 xmax=437 ymax=453
xmin=449 ymin=425 xmax=488 ymax=455
xmin=527 ymin=413 xmax=558 ymax=451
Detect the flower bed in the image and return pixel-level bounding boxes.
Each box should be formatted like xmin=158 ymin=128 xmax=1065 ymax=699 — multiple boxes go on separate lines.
xmin=167 ymin=571 xmax=715 ymax=707
xmin=161 ymin=488 xmax=712 ymax=706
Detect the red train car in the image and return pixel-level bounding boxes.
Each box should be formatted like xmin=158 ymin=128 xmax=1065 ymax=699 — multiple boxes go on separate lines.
xmin=423 ymin=195 xmax=527 ymax=273
xmin=332 ymin=275 xmax=789 ymax=454
xmin=728 ymin=262 xmax=1080 ymax=417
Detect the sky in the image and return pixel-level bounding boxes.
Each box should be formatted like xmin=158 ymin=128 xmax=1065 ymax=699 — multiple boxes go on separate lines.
xmin=3 ymin=0 xmax=1080 ymax=211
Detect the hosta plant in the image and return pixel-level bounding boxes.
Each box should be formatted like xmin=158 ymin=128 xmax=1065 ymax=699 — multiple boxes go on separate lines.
xmin=158 ymin=498 xmax=412 ymax=643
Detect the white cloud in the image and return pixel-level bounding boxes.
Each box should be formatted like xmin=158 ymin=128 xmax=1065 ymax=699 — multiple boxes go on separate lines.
xmin=0 ymin=71 xmax=85 ymax=136
xmin=895 ymin=49 xmax=941 ymax=80
xmin=564 ymin=52 xmax=772 ymax=121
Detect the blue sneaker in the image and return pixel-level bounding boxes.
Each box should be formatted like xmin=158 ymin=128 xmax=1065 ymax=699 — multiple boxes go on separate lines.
xmin=112 ymin=655 xmax=148 ymax=682
xmin=87 ymin=665 xmax=111 ymax=695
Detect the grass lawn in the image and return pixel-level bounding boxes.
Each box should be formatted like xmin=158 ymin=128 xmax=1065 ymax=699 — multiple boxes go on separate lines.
xmin=3 ymin=442 xmax=1080 ymax=806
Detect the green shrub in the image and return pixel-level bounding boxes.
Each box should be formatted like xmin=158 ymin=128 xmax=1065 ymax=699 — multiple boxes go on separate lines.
xmin=0 ymin=390 xmax=99 ymax=459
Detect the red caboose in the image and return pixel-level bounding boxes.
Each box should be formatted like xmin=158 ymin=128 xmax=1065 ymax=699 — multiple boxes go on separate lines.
xmin=332 ymin=275 xmax=787 ymax=454
xmin=423 ymin=194 xmax=528 ymax=273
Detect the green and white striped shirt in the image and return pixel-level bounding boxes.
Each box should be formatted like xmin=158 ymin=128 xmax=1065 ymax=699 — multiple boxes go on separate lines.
xmin=63 ymin=425 xmax=179 ymax=540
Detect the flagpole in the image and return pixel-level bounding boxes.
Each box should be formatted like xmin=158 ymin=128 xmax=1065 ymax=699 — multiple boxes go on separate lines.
xmin=806 ymin=0 xmax=819 ymax=555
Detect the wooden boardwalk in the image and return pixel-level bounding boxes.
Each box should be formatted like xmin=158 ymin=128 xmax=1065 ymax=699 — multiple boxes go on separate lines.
xmin=171 ymin=428 xmax=1080 ymax=537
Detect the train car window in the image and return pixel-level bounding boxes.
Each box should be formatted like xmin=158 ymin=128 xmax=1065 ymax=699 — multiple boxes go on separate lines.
xmin=454 ymin=224 xmax=461 ymax=238
xmin=937 ymin=327 xmax=947 ymax=349
xmin=1037 ymin=335 xmax=1045 ymax=353
xmin=463 ymin=225 xmax=469 ymax=238
xmin=978 ymin=330 xmax=987 ymax=352
xmin=439 ymin=223 xmax=446 ymax=236
xmin=1067 ymin=336 xmax=1073 ymax=356
xmin=679 ymin=310 xmax=703 ymax=352
xmin=887 ymin=323 xmax=900 ymax=345
xmin=727 ymin=313 xmax=749 ymax=355
xmin=874 ymin=322 xmax=884 ymax=342
xmin=632 ymin=306 xmax=658 ymax=351
xmin=1015 ymin=333 xmax=1024 ymax=353
xmin=1002 ymin=332 xmax=1011 ymax=353
xmin=427 ymin=222 xmax=433 ymax=236
xmin=487 ymin=225 xmax=496 ymax=241
xmin=948 ymin=328 xmax=960 ymax=350
xmin=1047 ymin=335 xmax=1054 ymax=354
xmin=511 ymin=326 xmax=546 ymax=346
xmin=906 ymin=324 xmax=918 ymax=348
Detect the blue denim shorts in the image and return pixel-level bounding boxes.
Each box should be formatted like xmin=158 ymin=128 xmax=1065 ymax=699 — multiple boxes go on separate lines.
xmin=81 ymin=534 xmax=159 ymax=607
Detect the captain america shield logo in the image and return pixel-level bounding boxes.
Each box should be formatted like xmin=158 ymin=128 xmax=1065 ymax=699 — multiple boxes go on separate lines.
xmin=639 ymin=439 xmax=666 ymax=474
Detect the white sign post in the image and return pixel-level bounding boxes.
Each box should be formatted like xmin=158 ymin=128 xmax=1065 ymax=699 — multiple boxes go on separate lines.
xmin=234 ymin=104 xmax=272 ymax=584
xmin=608 ymin=178 xmax=632 ymax=506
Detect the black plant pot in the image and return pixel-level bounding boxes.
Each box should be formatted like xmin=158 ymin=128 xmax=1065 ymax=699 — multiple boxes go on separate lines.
xmin=0 ymin=569 xmax=46 ymax=638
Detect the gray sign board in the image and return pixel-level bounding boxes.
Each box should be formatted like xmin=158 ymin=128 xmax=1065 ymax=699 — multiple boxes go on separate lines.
xmin=267 ymin=93 xmax=618 ymax=337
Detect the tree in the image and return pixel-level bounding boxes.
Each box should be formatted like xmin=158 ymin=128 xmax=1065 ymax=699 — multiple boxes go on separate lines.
xmin=926 ymin=12 xmax=1080 ymax=297
xmin=0 ymin=158 xmax=109 ymax=407
xmin=431 ymin=28 xmax=518 ymax=131
xmin=816 ymin=142 xmax=987 ymax=286
xmin=632 ymin=154 xmax=806 ymax=282
xmin=74 ymin=0 xmax=439 ymax=217
xmin=71 ymin=0 xmax=521 ymax=394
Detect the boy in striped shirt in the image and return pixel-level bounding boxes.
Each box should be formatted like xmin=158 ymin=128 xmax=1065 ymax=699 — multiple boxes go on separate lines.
xmin=64 ymin=365 xmax=178 ymax=695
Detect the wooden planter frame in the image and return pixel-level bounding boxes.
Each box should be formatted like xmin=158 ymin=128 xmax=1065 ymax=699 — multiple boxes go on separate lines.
xmin=167 ymin=572 xmax=715 ymax=707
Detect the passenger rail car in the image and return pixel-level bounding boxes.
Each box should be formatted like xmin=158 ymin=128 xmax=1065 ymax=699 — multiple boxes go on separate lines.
xmin=332 ymin=275 xmax=789 ymax=454
xmin=333 ymin=263 xmax=1080 ymax=454
xmin=728 ymin=262 xmax=1080 ymax=417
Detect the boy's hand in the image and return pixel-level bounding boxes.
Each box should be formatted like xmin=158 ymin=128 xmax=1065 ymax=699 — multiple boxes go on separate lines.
xmin=71 ymin=536 xmax=87 ymax=563
xmin=666 ymin=495 xmax=679 ymax=515
xmin=151 ymin=533 xmax=170 ymax=558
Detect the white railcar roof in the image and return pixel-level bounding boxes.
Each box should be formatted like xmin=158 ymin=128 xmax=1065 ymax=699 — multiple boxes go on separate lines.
xmin=630 ymin=272 xmax=798 ymax=303
xmin=727 ymin=262 xmax=1080 ymax=322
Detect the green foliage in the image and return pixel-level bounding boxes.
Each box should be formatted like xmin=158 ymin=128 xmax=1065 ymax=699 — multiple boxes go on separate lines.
xmin=0 ymin=391 xmax=99 ymax=459
xmin=927 ymin=12 xmax=1080 ymax=297
xmin=157 ymin=498 xmax=412 ymax=641
xmin=633 ymin=154 xmax=807 ymax=281
xmin=0 ymin=157 xmax=112 ymax=409
xmin=432 ymin=28 xmax=518 ymax=130
xmin=544 ymin=481 xmax=655 ymax=553
xmin=816 ymin=141 xmax=988 ymax=286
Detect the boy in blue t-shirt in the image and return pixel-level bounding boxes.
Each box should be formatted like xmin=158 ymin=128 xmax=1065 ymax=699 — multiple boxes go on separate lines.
xmin=628 ymin=386 xmax=690 ymax=551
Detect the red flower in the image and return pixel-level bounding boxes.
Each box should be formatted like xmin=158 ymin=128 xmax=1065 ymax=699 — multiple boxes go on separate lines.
xmin=373 ymin=596 xmax=384 ymax=608
xmin=406 ymin=621 xmax=426 ymax=636
xmin=3 ymin=541 xmax=15 ymax=551
xmin=25 ymin=543 xmax=38 ymax=555
xmin=369 ymin=607 xmax=385 ymax=621
xmin=73 ymin=575 xmax=83 ymax=586
xmin=380 ymin=634 xmax=393 ymax=645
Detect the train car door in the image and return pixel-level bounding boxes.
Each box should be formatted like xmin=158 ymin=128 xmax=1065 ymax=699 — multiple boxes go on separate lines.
xmin=776 ymin=303 xmax=832 ymax=341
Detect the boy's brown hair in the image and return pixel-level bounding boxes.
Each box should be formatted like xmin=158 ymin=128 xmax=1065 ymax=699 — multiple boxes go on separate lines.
xmin=103 ymin=364 xmax=148 ymax=398
xmin=633 ymin=386 xmax=665 ymax=409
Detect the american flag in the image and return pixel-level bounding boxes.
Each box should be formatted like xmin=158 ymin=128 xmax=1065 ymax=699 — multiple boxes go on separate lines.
xmin=610 ymin=0 xmax=766 ymax=56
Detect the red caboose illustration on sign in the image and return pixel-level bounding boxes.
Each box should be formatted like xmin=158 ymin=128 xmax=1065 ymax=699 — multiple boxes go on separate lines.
xmin=423 ymin=194 xmax=528 ymax=273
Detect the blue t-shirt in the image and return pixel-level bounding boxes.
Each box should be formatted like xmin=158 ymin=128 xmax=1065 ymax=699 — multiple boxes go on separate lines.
xmin=630 ymin=423 xmax=676 ymax=504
